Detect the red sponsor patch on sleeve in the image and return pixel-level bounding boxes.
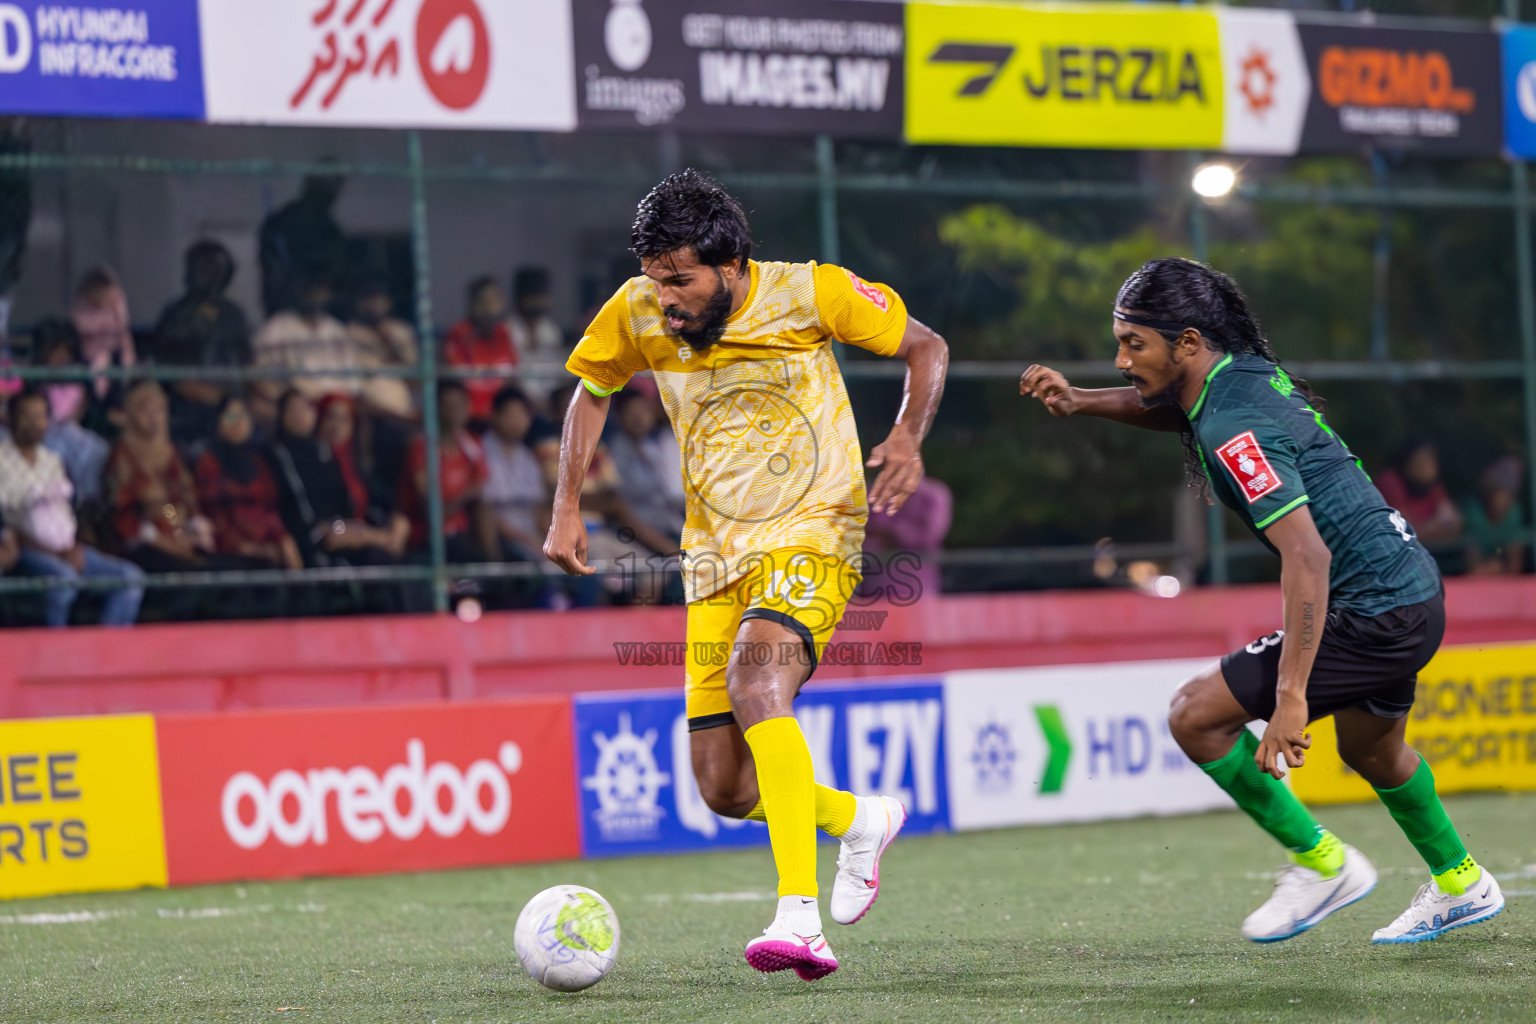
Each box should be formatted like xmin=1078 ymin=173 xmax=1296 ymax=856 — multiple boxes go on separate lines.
xmin=1215 ymin=431 xmax=1284 ymax=503
xmin=847 ymin=270 xmax=889 ymax=312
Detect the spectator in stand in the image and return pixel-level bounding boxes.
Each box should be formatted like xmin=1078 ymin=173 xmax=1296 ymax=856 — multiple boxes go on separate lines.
xmin=1377 ymin=437 xmax=1464 ymax=546
xmin=149 ymin=241 xmax=253 ymax=450
xmin=68 ymin=266 xmax=136 ymax=437
xmin=1 ymin=388 xmax=144 ymax=626
xmin=482 ymin=384 xmax=551 ymax=560
xmin=316 ymin=392 xmax=411 ymax=552
xmin=444 ymin=276 xmax=517 ymax=422
xmin=105 ymin=380 xmax=225 ymax=574
xmin=345 ymin=275 xmax=419 ymax=422
xmin=260 ymin=171 xmax=346 ymax=317
xmin=32 ymin=319 xmax=110 ymax=505
xmin=193 ymin=396 xmax=302 ymax=570
xmin=1462 ymin=455 xmax=1528 ymax=576
xmin=251 ymin=270 xmax=357 ymax=412
xmin=608 ymin=384 xmax=685 ymax=548
xmin=402 ymin=381 xmax=497 ymax=562
xmin=268 ymin=389 xmax=407 ymax=568
xmin=508 ymin=266 xmax=566 ymax=406
xmin=861 ymin=476 xmax=953 ymax=604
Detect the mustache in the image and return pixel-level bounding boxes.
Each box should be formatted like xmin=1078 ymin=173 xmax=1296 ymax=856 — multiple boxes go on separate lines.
xmin=1121 ymin=370 xmax=1143 ymax=386
xmin=662 ymin=306 xmax=698 ymax=323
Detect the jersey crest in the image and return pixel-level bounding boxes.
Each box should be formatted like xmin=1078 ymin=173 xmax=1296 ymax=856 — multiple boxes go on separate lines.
xmin=847 ymin=271 xmax=889 ymax=312
xmin=1216 ymin=431 xmax=1284 ymax=503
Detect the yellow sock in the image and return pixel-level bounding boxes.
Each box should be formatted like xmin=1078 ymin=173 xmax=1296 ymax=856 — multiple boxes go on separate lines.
xmin=744 ymin=786 xmax=856 ymax=837
xmin=816 ymin=785 xmax=857 ymax=838
xmin=743 ymin=716 xmax=819 ymax=898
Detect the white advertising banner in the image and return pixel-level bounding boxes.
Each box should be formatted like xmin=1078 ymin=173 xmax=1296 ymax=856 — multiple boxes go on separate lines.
xmin=199 ymin=0 xmax=575 ymax=130
xmin=944 ymin=659 xmax=1238 ymax=831
xmin=1218 ymin=8 xmax=1309 ymax=156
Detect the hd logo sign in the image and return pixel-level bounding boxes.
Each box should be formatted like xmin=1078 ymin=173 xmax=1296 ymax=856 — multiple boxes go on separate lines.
xmin=0 ymin=714 xmax=166 ymax=899
xmin=905 ymin=1 xmax=1223 ymax=148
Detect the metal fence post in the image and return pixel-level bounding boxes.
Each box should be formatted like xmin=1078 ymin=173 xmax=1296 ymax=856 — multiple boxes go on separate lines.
xmin=816 ymin=134 xmax=840 ymax=267
xmin=408 ymin=130 xmax=449 ymax=613
xmin=1512 ymin=160 xmax=1536 ymax=551
xmin=1188 ymin=152 xmax=1228 ymax=585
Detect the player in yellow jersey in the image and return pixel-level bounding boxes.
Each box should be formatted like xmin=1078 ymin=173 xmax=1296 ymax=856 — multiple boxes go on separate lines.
xmin=545 ymin=170 xmax=949 ymax=980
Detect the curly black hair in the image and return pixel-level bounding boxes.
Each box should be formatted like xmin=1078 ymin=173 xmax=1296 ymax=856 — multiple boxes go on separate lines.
xmin=631 ymin=168 xmax=752 ymax=268
xmin=1116 ymin=257 xmax=1323 ymax=496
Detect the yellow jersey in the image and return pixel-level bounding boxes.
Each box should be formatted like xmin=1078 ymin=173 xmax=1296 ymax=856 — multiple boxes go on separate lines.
xmin=566 ymin=259 xmax=908 ymax=602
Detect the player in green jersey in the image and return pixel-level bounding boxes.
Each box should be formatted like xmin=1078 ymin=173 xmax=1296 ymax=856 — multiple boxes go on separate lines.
xmin=1020 ymin=257 xmax=1504 ymax=944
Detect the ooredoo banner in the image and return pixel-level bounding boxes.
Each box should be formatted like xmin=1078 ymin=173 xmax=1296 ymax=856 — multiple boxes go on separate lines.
xmin=0 ymin=713 xmax=167 ymax=899
xmin=942 ymin=660 xmax=1236 ymax=831
xmin=1294 ymin=643 xmax=1536 ymax=806
xmin=905 ymin=1 xmax=1224 ymax=149
xmin=574 ymin=0 xmax=904 ymax=136
xmin=575 ymin=679 xmax=948 ymax=858
xmin=1297 ymin=21 xmax=1501 ymax=156
xmin=0 ymin=1 xmax=205 ymax=119
xmin=156 ymin=698 xmax=579 ymax=885
xmin=197 ymin=0 xmax=575 ymax=130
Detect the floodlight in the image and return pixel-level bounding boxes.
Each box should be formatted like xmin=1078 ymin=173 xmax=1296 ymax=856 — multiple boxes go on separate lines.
xmin=1192 ymin=163 xmax=1237 ymax=199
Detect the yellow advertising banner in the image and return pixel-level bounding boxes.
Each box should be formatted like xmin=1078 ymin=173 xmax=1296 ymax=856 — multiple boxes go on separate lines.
xmin=1294 ymin=644 xmax=1536 ymax=806
xmin=0 ymin=714 xmax=167 ymax=899
xmin=905 ymin=1 xmax=1224 ymax=148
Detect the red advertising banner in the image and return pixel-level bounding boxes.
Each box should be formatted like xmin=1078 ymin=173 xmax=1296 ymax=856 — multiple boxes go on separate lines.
xmin=157 ymin=698 xmax=578 ymax=885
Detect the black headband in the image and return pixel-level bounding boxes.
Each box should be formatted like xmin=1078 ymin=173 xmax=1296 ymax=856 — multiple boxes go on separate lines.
xmin=1114 ymin=309 xmax=1224 ymax=346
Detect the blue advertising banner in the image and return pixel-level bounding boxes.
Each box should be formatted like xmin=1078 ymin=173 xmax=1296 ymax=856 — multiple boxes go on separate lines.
xmin=574 ymin=680 xmax=948 ymax=858
xmin=0 ymin=2 xmax=204 ymax=119
xmin=1504 ymin=26 xmax=1536 ymax=158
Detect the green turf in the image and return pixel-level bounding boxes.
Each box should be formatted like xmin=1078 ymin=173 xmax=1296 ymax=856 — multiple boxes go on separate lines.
xmin=2 ymin=793 xmax=1532 ymax=1023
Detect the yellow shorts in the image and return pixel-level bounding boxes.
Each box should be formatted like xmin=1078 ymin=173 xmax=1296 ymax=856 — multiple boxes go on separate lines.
xmin=685 ymin=549 xmax=861 ymax=729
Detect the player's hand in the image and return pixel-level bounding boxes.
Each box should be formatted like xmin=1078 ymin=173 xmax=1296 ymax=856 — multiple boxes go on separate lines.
xmin=543 ymin=508 xmax=596 ymax=575
xmin=1256 ymin=695 xmax=1311 ymax=780
xmin=866 ymin=428 xmax=923 ymax=517
xmin=1019 ymin=365 xmax=1079 ymax=417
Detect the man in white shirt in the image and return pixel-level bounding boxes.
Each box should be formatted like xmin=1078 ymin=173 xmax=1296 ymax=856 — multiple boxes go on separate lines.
xmin=481 ymin=385 xmax=550 ymax=561
xmin=0 ymin=390 xmax=144 ymax=627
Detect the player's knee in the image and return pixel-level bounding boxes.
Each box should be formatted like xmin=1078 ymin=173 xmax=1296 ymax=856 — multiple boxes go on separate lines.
xmin=1167 ymin=679 xmax=1208 ymax=746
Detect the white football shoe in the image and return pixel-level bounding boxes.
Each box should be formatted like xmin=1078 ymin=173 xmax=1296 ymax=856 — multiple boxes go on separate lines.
xmin=1241 ymin=844 xmax=1378 ymax=943
xmin=1371 ymin=869 xmax=1504 ymax=944
xmin=830 ymin=795 xmax=907 ymax=926
xmin=744 ymin=897 xmax=838 ymax=981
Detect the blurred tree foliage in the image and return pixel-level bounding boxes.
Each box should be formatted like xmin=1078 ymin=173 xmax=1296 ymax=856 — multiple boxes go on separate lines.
xmin=914 ymin=158 xmax=1526 ymax=554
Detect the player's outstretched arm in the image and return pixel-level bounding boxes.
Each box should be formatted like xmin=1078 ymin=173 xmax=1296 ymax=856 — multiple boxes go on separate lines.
xmin=1255 ymin=506 xmax=1332 ymax=780
xmin=1019 ymin=365 xmax=1186 ymax=432
xmin=867 ymin=317 xmax=949 ymax=516
xmin=542 ymin=385 xmax=609 ymax=575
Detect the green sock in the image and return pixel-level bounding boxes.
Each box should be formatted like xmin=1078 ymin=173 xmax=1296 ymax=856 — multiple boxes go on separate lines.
xmin=1200 ymin=730 xmax=1340 ymax=873
xmin=1373 ymin=757 xmax=1477 ymax=894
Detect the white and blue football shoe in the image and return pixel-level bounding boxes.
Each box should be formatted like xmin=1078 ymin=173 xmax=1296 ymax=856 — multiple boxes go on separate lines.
xmin=1241 ymin=845 xmax=1378 ymax=943
xmin=1371 ymin=869 xmax=1504 ymax=944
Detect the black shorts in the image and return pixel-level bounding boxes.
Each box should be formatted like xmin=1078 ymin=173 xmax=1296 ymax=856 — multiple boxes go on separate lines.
xmin=1220 ymin=592 xmax=1445 ymax=723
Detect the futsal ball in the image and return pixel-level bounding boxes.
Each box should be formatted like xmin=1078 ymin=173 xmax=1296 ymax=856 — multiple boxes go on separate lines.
xmin=513 ymin=885 xmax=621 ymax=992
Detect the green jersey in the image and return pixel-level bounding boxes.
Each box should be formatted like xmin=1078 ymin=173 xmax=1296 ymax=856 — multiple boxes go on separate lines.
xmin=1188 ymin=352 xmax=1442 ymax=616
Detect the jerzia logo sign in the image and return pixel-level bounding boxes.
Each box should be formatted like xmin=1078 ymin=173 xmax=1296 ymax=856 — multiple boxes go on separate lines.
xmin=1296 ymin=23 xmax=1500 ymax=156
xmin=574 ymin=0 xmax=904 ymax=137
xmin=906 ymin=2 xmax=1222 ymax=149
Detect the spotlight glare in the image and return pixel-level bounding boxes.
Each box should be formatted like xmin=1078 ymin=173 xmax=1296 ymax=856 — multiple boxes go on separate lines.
xmin=1192 ymin=163 xmax=1237 ymax=199
xmin=1153 ymin=575 xmax=1182 ymax=599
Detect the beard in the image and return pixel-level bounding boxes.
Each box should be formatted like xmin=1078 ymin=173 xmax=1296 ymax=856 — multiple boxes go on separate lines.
xmin=1123 ymin=366 xmax=1183 ymax=411
xmin=665 ymin=281 xmax=733 ymax=351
